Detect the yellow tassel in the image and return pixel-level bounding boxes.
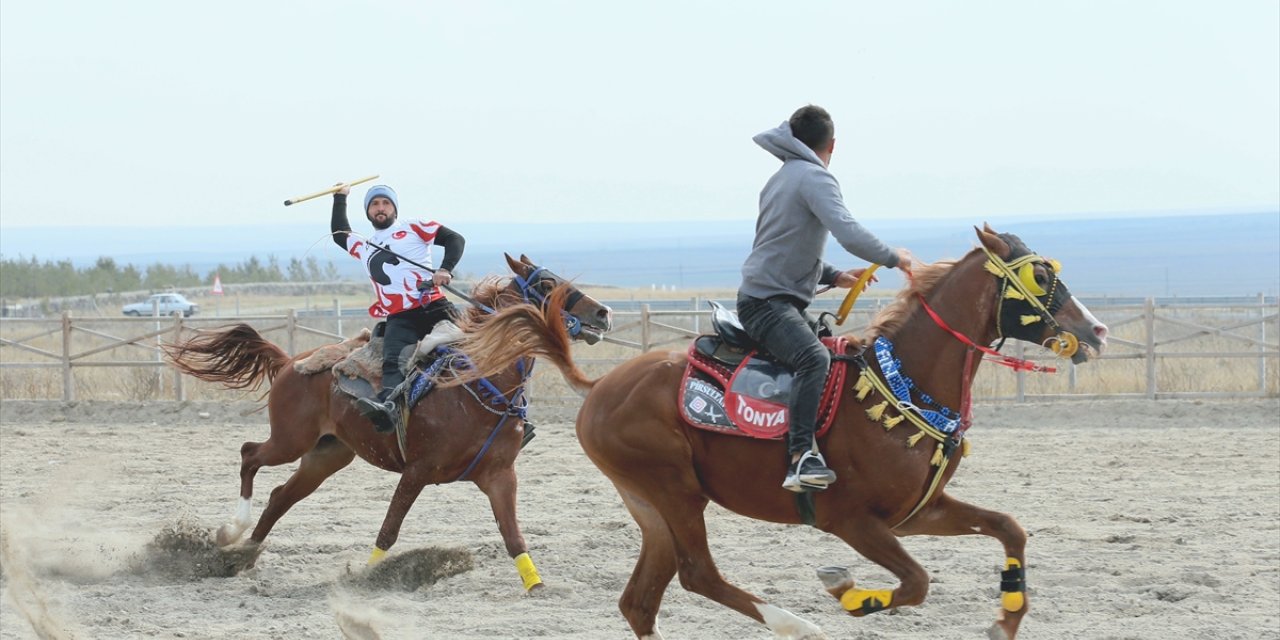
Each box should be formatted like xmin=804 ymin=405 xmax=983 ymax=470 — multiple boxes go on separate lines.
xmin=854 ymin=374 xmax=873 ymax=401
xmin=882 ymin=414 xmax=904 ymax=430
xmin=961 ymin=438 xmax=971 ymax=457
xmin=1004 ymin=287 xmax=1025 ymax=300
xmin=930 ymin=444 xmax=944 ymax=466
xmin=906 ymin=430 xmax=925 ymax=448
xmin=866 ymin=401 xmax=888 ymax=421
xmin=1020 ymin=315 xmax=1041 ymax=325
xmin=984 ymin=261 xmax=1004 ymax=276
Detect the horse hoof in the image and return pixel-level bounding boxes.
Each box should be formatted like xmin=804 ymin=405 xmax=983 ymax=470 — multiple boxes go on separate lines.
xmin=215 ymin=523 xmax=245 ymax=547
xmin=986 ymin=622 xmax=1011 ymax=640
xmin=815 ymin=566 xmax=854 ymax=598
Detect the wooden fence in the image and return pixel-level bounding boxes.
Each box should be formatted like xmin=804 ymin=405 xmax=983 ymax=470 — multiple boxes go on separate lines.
xmin=1 ymin=296 xmax=1276 ymax=403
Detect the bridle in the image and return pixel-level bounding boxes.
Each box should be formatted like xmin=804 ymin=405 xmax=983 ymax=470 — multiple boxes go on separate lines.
xmin=978 ymin=243 xmax=1079 ymax=359
xmin=512 ymin=266 xmax=588 ymax=338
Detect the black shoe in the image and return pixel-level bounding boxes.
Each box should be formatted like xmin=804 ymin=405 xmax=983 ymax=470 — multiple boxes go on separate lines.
xmin=783 ymin=451 xmax=837 ymax=493
xmin=355 ymin=397 xmax=399 ymax=433
xmin=520 ymin=420 xmax=536 ymax=450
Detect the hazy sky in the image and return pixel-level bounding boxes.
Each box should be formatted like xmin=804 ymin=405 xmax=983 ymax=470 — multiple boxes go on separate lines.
xmin=1 ymin=1 xmax=1277 ymax=230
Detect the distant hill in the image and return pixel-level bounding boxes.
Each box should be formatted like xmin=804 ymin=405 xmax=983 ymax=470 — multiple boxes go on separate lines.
xmin=1 ymin=211 xmax=1276 ymax=296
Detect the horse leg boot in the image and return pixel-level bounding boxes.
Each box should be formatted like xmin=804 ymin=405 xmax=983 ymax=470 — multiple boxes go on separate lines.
xmin=824 ymin=519 xmax=931 ymax=617
xmin=369 ymin=471 xmax=428 ymax=564
xmin=474 ymin=466 xmax=543 ymax=592
xmin=892 ymin=492 xmax=1029 ymax=640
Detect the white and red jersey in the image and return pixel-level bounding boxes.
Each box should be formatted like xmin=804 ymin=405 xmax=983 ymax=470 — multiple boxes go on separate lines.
xmin=345 ymin=219 xmax=446 ymax=317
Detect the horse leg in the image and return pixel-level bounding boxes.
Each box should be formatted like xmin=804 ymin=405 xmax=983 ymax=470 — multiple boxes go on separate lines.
xmin=615 ymin=477 xmax=826 ymax=640
xmin=614 ymin=488 xmax=679 ymax=640
xmin=821 ymin=518 xmax=931 ymax=618
xmin=892 ymin=492 xmax=1029 ymax=640
xmin=368 ymin=471 xmax=428 ymax=564
xmin=216 ymin=435 xmax=318 ymax=546
xmin=471 ymin=465 xmax=543 ymax=592
xmin=246 ymin=437 xmax=356 ymax=545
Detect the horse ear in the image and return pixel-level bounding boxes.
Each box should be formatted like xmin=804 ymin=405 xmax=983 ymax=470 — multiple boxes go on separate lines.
xmin=982 ymin=222 xmax=998 ymax=234
xmin=504 ymin=253 xmax=526 ymax=274
xmin=519 ymin=254 xmax=533 ymax=265
xmin=975 ymin=225 xmax=1011 ymax=258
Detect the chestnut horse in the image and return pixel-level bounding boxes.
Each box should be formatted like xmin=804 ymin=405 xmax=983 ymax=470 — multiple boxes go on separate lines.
xmin=165 ymin=254 xmax=612 ymax=591
xmin=452 ymin=227 xmax=1108 ymax=638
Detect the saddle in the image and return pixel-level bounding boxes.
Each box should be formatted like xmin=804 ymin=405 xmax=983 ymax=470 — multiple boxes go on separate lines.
xmin=294 ymin=321 xmax=467 ymax=404
xmin=679 ymin=302 xmax=853 ymax=440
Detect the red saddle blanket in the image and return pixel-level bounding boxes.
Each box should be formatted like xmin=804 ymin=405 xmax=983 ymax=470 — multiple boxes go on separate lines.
xmin=679 ymin=336 xmax=851 ymax=439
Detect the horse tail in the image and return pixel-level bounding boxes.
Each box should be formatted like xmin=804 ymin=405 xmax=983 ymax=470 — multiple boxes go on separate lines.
xmin=449 ymin=284 xmax=596 ymax=394
xmin=164 ymin=324 xmax=291 ymax=391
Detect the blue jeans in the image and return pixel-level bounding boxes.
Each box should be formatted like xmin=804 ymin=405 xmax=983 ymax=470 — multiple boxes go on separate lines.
xmin=735 ymin=293 xmax=830 ymax=456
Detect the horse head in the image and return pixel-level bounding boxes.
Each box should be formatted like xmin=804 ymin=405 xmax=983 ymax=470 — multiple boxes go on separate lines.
xmin=975 ymin=224 xmax=1108 ymax=363
xmin=500 ymin=253 xmax=613 ymax=345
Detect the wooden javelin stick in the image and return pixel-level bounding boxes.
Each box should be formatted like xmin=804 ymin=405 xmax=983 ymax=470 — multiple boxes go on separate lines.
xmin=283 ymin=174 xmax=380 ymax=206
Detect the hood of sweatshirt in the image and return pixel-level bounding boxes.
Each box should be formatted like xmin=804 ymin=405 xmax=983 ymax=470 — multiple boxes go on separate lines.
xmin=752 ymin=121 xmax=826 ymax=168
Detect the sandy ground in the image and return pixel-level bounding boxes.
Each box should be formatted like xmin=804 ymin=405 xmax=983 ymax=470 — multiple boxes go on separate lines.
xmin=0 ymin=398 xmax=1277 ymax=640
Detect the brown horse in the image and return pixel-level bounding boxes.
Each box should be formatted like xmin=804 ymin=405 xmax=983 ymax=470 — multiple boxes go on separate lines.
xmin=165 ymin=254 xmax=612 ymax=591
xmin=452 ymin=227 xmax=1108 ymax=638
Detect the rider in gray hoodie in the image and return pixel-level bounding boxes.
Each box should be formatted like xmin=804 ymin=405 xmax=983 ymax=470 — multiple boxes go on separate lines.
xmin=737 ymin=105 xmax=914 ymax=493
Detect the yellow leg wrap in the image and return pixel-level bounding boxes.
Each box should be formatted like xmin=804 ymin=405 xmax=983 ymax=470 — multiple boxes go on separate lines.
xmin=961 ymin=438 xmax=971 ymax=457
xmin=1001 ymin=557 xmax=1025 ymax=612
xmin=514 ymin=552 xmax=543 ymax=591
xmin=368 ymin=547 xmax=387 ymax=565
xmin=840 ymin=588 xmax=893 ymax=613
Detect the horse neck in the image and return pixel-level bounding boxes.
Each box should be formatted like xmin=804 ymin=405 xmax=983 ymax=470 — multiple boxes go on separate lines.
xmin=887 ymin=255 xmax=999 ymax=408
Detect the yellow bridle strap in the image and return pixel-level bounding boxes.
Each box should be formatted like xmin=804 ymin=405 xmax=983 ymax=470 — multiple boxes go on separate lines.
xmin=980 ymin=246 xmax=1056 ymax=320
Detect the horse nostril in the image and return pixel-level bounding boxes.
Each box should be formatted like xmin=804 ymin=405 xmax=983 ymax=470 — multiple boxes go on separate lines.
xmin=1094 ymin=324 xmax=1109 ymax=340
xmin=598 ymin=308 xmax=613 ymax=329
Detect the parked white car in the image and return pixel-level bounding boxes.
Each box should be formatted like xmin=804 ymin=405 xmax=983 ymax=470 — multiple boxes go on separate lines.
xmin=123 ymin=293 xmax=199 ymax=317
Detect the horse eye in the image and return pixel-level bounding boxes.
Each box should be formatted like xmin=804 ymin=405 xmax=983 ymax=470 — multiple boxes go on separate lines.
xmin=1034 ymin=269 xmax=1048 ymax=286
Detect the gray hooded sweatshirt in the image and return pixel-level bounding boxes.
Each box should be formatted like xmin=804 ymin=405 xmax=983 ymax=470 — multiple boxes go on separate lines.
xmin=739 ymin=121 xmax=899 ymax=306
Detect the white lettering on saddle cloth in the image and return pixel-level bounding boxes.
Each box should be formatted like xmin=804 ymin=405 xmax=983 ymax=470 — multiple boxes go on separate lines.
xmin=734 ymin=395 xmax=787 ymax=428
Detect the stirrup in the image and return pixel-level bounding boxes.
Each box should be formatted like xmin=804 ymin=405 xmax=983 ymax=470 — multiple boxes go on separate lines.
xmin=783 ymin=450 xmax=836 ymax=493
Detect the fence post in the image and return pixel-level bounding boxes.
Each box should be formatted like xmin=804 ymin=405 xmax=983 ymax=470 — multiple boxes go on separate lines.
xmin=1015 ymin=341 xmax=1026 ymax=402
xmin=692 ymin=296 xmax=701 ymax=334
xmin=172 ymin=314 xmax=185 ymax=401
xmin=334 ymin=298 xmax=342 ymax=338
xmin=61 ymin=311 xmax=74 ymax=402
xmin=1144 ymin=297 xmax=1156 ymax=399
xmin=1258 ymin=292 xmax=1272 ymax=395
xmin=287 ymin=308 xmax=297 ymax=356
xmin=640 ymin=304 xmax=651 ymax=352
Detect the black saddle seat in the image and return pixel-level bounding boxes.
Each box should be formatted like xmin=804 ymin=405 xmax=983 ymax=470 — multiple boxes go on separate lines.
xmin=708 ymin=300 xmax=753 ymax=349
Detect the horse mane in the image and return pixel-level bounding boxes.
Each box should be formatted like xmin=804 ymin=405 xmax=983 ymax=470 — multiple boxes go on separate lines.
xmin=448 ymin=284 xmax=594 ymax=392
xmin=864 ymin=255 xmax=966 ymax=341
xmin=464 ymin=276 xmax=512 ymax=322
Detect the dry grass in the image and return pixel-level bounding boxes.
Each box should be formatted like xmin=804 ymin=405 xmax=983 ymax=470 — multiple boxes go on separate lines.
xmin=2 ymin=291 xmax=1275 ymax=403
